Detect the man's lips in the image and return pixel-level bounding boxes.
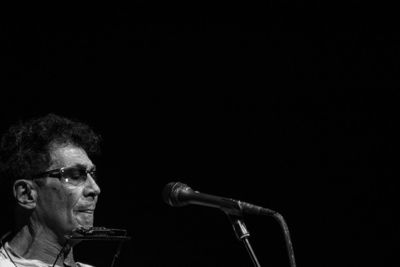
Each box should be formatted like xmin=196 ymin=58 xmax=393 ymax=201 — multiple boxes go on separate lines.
xmin=74 ymin=207 xmax=96 ymax=214
xmin=76 ymin=210 xmax=94 ymax=214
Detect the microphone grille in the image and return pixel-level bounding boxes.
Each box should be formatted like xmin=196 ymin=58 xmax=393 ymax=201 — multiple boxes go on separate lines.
xmin=162 ymin=182 xmax=191 ymax=207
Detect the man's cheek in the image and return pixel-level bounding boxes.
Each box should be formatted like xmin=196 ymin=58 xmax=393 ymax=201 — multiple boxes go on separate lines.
xmin=67 ymin=188 xmax=82 ymax=208
xmin=66 ymin=191 xmax=82 ymax=224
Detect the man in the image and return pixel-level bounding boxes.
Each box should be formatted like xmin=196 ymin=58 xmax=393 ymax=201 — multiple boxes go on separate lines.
xmin=0 ymin=114 xmax=102 ymax=267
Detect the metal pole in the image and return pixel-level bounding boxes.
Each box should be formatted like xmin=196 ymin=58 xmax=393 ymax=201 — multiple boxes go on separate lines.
xmin=227 ymin=214 xmax=262 ymax=267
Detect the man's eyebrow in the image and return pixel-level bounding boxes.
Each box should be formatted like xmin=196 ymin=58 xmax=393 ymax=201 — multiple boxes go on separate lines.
xmin=72 ymin=163 xmax=96 ymax=170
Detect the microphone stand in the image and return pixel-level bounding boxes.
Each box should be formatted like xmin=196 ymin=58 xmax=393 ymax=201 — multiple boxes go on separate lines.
xmin=227 ymin=214 xmax=261 ymax=267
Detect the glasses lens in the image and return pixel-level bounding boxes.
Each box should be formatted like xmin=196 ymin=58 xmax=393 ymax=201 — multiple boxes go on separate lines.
xmin=62 ymin=166 xmax=88 ymax=185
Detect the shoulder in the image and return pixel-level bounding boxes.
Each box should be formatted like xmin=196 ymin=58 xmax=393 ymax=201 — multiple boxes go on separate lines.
xmin=0 ymin=247 xmax=15 ymax=267
xmin=77 ymin=263 xmax=95 ymax=267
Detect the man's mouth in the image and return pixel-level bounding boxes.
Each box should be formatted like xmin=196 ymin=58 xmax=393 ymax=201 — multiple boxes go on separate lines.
xmin=74 ymin=207 xmax=96 ymax=214
xmin=77 ymin=210 xmax=94 ymax=214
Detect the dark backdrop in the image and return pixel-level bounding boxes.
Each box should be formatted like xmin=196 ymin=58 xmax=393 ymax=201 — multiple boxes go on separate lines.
xmin=0 ymin=2 xmax=399 ymax=267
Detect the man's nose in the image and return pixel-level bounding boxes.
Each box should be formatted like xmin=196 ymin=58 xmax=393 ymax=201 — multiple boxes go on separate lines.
xmin=84 ymin=174 xmax=101 ymax=198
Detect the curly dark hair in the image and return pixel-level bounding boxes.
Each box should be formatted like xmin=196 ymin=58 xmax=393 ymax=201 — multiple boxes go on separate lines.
xmin=0 ymin=113 xmax=102 ymax=194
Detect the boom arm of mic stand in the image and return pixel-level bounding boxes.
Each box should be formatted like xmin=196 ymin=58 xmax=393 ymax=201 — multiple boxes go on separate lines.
xmin=272 ymin=212 xmax=297 ymax=267
xmin=226 ymin=214 xmax=262 ymax=267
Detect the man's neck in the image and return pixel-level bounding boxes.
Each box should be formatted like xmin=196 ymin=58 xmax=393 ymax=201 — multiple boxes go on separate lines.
xmin=7 ymin=222 xmax=76 ymax=266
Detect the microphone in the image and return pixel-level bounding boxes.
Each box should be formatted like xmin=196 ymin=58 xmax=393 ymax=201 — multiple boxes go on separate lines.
xmin=162 ymin=182 xmax=276 ymax=216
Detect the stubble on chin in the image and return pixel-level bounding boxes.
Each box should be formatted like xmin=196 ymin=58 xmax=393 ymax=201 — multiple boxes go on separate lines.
xmin=74 ymin=211 xmax=95 ymax=229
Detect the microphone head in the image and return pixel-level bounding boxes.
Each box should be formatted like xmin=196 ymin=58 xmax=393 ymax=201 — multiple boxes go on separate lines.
xmin=162 ymin=182 xmax=193 ymax=207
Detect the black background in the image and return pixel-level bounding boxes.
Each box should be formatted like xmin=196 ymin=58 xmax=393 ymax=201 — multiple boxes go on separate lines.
xmin=0 ymin=2 xmax=399 ymax=267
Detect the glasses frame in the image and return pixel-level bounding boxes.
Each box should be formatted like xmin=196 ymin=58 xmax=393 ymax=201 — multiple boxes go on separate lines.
xmin=34 ymin=166 xmax=97 ymax=186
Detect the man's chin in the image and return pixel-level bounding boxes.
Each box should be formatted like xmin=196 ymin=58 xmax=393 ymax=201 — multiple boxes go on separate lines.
xmin=74 ymin=212 xmax=95 ymax=229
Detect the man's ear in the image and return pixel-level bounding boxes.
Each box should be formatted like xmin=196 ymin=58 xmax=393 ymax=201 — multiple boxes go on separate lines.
xmin=13 ymin=180 xmax=37 ymax=209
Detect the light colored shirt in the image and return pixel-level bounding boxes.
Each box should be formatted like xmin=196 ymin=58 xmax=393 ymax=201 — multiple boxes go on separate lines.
xmin=0 ymin=242 xmax=94 ymax=267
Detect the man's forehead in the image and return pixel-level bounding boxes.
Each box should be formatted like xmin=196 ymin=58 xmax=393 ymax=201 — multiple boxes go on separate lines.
xmin=49 ymin=144 xmax=94 ymax=169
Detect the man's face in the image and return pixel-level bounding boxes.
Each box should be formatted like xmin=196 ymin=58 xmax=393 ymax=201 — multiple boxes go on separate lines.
xmin=34 ymin=143 xmax=101 ymax=239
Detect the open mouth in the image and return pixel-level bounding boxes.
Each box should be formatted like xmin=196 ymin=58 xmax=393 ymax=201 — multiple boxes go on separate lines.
xmin=75 ymin=209 xmax=95 ymax=214
xmin=79 ymin=210 xmax=94 ymax=214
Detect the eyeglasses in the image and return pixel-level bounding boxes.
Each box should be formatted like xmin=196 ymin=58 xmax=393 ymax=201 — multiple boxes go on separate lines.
xmin=34 ymin=166 xmax=97 ymax=186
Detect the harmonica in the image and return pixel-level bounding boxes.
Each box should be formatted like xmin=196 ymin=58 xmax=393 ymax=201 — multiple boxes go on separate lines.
xmin=65 ymin=227 xmax=131 ymax=241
